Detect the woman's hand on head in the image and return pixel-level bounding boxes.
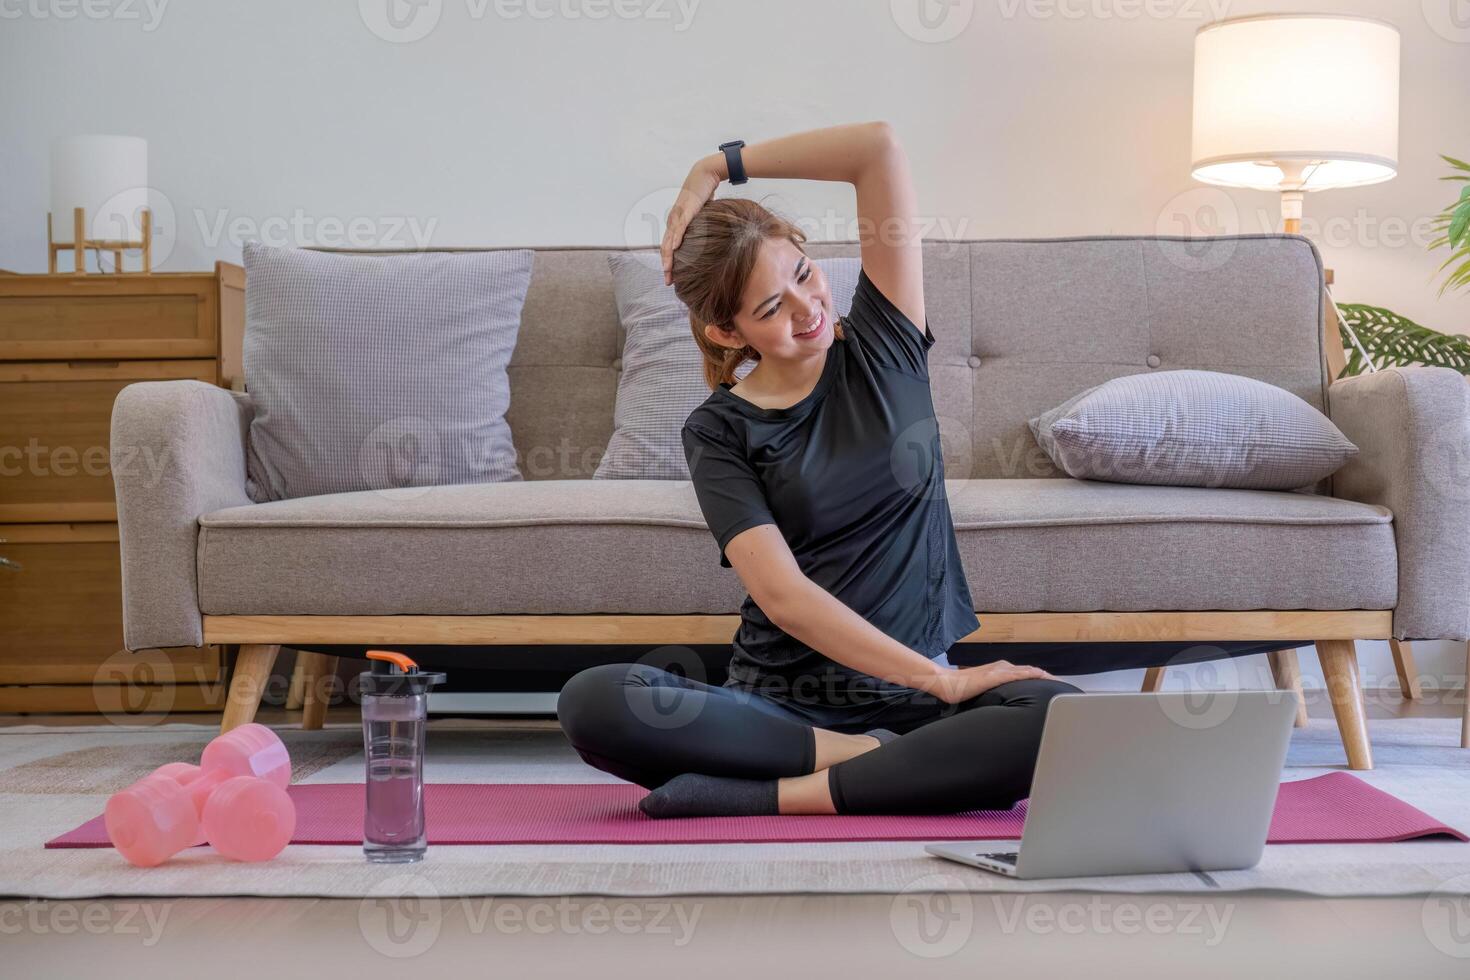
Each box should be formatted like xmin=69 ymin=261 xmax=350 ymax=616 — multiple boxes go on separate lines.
xmin=661 ymin=156 xmax=723 ymax=285
xmin=929 ymin=660 xmax=1058 ymax=705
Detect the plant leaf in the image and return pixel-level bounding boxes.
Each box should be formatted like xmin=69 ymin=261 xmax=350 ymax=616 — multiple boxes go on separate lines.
xmin=1336 ymin=303 xmax=1470 ymax=378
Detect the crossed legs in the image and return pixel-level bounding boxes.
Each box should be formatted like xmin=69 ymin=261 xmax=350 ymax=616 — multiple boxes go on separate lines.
xmin=556 ymin=662 xmax=1080 ymax=815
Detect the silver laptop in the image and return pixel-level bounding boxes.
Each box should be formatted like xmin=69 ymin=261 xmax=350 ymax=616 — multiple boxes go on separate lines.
xmin=925 ymin=691 xmax=1298 ymax=879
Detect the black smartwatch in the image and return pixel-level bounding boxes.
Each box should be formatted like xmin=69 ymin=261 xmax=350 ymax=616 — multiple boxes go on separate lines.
xmin=718 ymin=139 xmax=748 ymax=185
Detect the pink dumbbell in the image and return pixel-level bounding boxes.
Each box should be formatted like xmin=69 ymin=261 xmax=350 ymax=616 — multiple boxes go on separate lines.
xmin=105 ymin=723 xmax=296 ymax=867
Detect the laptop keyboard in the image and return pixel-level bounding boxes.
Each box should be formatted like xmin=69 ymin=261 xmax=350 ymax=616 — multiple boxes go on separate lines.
xmin=979 ymin=852 xmax=1019 ymax=865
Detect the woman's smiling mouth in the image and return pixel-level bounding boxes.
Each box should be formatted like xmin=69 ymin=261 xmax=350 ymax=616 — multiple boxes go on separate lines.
xmin=794 ymin=308 xmax=825 ymax=340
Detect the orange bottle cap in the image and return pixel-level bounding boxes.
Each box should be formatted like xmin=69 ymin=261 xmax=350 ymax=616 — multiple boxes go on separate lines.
xmin=366 ymin=649 xmax=419 ymax=673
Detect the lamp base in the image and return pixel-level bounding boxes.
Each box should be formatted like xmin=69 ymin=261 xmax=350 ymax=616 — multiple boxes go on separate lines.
xmin=47 ymin=207 xmax=152 ymax=275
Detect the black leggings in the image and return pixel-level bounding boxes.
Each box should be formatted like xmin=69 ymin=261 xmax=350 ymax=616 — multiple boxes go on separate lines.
xmin=556 ymin=662 xmax=1082 ymax=815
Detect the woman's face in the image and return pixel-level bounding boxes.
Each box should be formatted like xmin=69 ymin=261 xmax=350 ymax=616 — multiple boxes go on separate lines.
xmin=709 ymin=238 xmax=833 ymax=361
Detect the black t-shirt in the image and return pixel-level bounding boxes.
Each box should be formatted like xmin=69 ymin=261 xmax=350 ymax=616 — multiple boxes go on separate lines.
xmin=680 ymin=267 xmax=980 ymax=707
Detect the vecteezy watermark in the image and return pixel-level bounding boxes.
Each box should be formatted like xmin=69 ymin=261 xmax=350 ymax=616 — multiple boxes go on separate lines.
xmin=995 ymin=0 xmax=1233 ymax=21
xmin=1154 ymin=182 xmax=1442 ymax=272
xmin=94 ymin=647 xmax=313 ymax=725
xmin=1152 ymin=646 xmax=1268 ymax=731
xmin=889 ymin=414 xmax=976 ymax=501
xmin=890 ymin=874 xmax=975 ymax=958
xmin=3 ymin=437 xmax=171 ymax=489
xmin=89 ymin=185 xmax=178 ymax=270
xmin=0 ymin=0 xmax=169 ymax=30
xmin=890 ymin=0 xmax=975 ymax=44
xmin=2 ymin=438 xmax=111 ymax=481
xmin=791 ymin=210 xmax=973 ymax=254
xmin=92 ymin=648 xmax=182 ymax=724
xmin=1423 ymin=0 xmax=1470 ymax=44
xmin=622 ymin=185 xmax=973 ymax=251
xmin=358 ymin=0 xmax=701 ymax=43
xmin=194 ymin=208 xmax=439 ymax=251
xmin=357 ymin=874 xmax=703 ymax=957
xmin=622 ymin=645 xmax=710 ymax=732
xmin=985 ymin=433 xmax=1064 ymax=478
xmin=358 ymin=416 xmax=446 ymax=501
xmin=1153 ymin=185 xmax=1242 ymax=273
xmin=991 ymin=895 xmax=1235 ymax=945
xmin=890 ymin=879 xmax=1237 ymax=958
xmin=359 ymin=874 xmax=443 ymax=958
xmin=355 ymin=417 xmax=527 ymax=501
xmin=893 ymin=0 xmax=1233 ymax=40
xmin=1423 ymin=873 xmax=1470 ymax=958
xmin=518 ymin=434 xmax=607 ymax=479
xmin=0 ymin=898 xmax=171 ymax=946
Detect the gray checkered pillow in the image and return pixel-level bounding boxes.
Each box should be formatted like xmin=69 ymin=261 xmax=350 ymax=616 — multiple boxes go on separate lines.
xmin=595 ymin=252 xmax=861 ymax=480
xmin=1028 ymin=370 xmax=1358 ymax=490
xmin=242 ymin=243 xmax=535 ymax=501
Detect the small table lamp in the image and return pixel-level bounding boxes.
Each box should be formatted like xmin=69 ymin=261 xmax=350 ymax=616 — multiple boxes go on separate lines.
xmin=1190 ymin=13 xmax=1400 ymax=234
xmin=48 ymin=135 xmax=152 ymax=274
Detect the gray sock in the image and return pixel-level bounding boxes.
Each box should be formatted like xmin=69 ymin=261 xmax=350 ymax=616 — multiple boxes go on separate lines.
xmin=638 ymin=773 xmax=779 ymax=819
xmin=864 ymin=728 xmax=901 ymax=745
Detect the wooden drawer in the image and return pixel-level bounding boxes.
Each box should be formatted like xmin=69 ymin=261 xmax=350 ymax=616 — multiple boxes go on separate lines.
xmin=0 ymin=274 xmax=219 ymax=361
xmin=0 ymin=523 xmax=221 ymax=690
xmin=0 ymin=360 xmax=218 ymax=523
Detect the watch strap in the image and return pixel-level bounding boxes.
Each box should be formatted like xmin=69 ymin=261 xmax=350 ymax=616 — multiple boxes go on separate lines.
xmin=718 ymin=140 xmax=748 ymax=185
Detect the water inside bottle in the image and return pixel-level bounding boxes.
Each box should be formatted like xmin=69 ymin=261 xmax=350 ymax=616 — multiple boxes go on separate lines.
xmin=363 ymin=713 xmax=427 ymax=862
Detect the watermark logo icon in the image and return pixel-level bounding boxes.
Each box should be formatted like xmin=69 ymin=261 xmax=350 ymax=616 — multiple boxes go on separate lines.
xmin=1154 ymin=185 xmax=1240 ymax=273
xmin=1423 ymin=874 xmax=1470 ymax=958
xmin=1424 ymin=1 xmax=1470 ymax=43
xmin=360 ymin=0 xmax=443 ymax=43
xmin=889 ymin=873 xmax=974 ymax=957
xmin=891 ymin=0 xmax=975 ymax=43
xmin=1154 ymin=648 xmax=1245 ymax=731
xmin=359 ymin=416 xmax=444 ymax=499
xmin=358 ymin=873 xmax=443 ymax=958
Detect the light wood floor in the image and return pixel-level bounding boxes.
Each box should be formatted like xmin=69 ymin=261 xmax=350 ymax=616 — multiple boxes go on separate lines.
xmin=5 ymin=695 xmax=1464 ymax=976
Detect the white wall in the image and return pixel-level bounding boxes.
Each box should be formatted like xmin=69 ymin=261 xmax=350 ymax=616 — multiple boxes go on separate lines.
xmin=2 ymin=0 xmax=1467 ymax=693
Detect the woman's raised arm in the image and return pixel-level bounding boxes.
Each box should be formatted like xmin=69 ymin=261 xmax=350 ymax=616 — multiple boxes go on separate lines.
xmin=661 ymin=120 xmax=918 ymax=309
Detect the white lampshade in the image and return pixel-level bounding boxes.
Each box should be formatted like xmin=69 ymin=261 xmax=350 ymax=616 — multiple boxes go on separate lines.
xmin=1191 ymin=14 xmax=1399 ymax=192
xmin=49 ymin=135 xmax=148 ymax=242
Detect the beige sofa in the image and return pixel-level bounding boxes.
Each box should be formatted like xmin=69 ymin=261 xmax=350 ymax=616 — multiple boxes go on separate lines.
xmin=109 ymin=235 xmax=1470 ymax=768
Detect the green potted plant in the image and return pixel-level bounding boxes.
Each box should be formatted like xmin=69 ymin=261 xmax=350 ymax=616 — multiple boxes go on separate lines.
xmin=1336 ymin=154 xmax=1470 ymax=377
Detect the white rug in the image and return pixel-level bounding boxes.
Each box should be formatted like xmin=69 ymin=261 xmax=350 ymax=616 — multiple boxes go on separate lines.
xmin=3 ymin=718 xmax=1468 ymax=899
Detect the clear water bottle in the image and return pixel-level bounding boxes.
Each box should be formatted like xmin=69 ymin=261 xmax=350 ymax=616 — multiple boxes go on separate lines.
xmin=359 ymin=650 xmax=445 ymax=863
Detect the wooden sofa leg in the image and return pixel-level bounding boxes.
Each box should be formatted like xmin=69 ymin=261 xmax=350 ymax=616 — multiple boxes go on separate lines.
xmin=1266 ymin=648 xmax=1310 ymax=728
xmin=1140 ymin=667 xmax=1165 ymax=692
xmin=221 ymin=644 xmax=280 ymax=734
xmin=1463 ymin=641 xmax=1469 ymax=750
xmin=1315 ymin=640 xmax=1373 ymax=770
xmin=300 ymin=652 xmax=339 ymax=730
xmin=285 ymin=654 xmax=306 ymax=711
xmin=1388 ymin=639 xmax=1423 ymax=700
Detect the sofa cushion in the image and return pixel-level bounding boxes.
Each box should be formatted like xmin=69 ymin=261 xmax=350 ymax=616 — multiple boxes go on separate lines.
xmin=196 ymin=478 xmax=1395 ymax=617
xmin=242 ymin=243 xmax=535 ymax=501
xmin=594 ymin=253 xmax=861 ymax=480
xmin=1028 ymin=369 xmax=1358 ymax=490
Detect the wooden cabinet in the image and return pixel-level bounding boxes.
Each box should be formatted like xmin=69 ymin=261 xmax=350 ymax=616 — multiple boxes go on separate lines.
xmin=0 ymin=265 xmax=245 ymax=714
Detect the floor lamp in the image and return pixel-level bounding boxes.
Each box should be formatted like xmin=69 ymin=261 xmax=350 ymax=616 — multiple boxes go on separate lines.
xmin=1141 ymin=15 xmax=1421 ymax=720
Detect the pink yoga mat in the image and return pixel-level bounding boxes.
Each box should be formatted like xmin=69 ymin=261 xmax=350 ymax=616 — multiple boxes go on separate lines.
xmin=46 ymin=772 xmax=1463 ymax=849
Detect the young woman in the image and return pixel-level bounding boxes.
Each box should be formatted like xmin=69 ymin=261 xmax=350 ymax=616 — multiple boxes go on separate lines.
xmin=557 ymin=122 xmax=1082 ymax=818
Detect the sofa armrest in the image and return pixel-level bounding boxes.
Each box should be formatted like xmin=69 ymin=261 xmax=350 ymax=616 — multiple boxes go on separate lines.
xmin=1330 ymin=366 xmax=1470 ymax=641
xmin=111 ymin=380 xmax=255 ymax=650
